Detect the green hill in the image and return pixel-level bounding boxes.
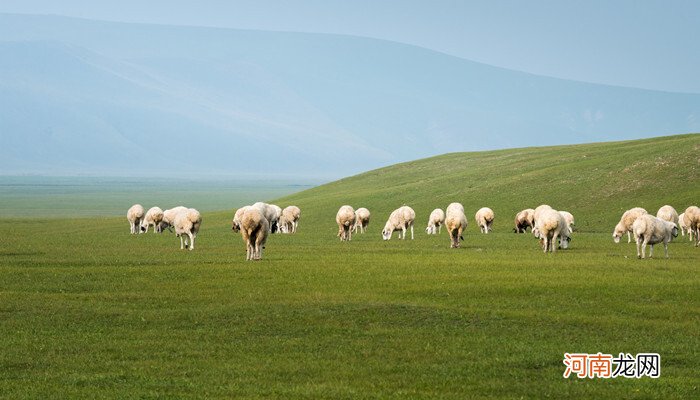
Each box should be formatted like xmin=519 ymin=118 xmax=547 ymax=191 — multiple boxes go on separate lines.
xmin=1 ymin=134 xmax=698 ymax=399
xmin=273 ymin=133 xmax=699 ymax=234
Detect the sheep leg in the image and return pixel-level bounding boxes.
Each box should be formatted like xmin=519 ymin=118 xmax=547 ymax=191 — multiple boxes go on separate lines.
xmin=627 ymin=231 xmax=632 ymax=243
xmin=641 ymin=239 xmax=649 ymax=259
xmin=179 ymin=235 xmax=185 ymax=250
xmin=188 ymin=232 xmax=195 ymax=251
xmin=347 ymin=226 xmax=352 ymax=241
xmin=663 ymin=242 xmax=669 ymax=258
xmin=636 ymin=237 xmax=642 ymax=259
xmin=410 ymin=224 xmax=414 ymax=240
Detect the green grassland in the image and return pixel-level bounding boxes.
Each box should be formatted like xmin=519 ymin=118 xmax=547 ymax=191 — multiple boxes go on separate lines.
xmin=1 ymin=134 xmax=699 ymax=398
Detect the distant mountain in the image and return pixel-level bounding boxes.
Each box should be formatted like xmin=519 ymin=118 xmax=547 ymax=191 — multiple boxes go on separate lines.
xmin=1 ymin=14 xmax=699 ymax=178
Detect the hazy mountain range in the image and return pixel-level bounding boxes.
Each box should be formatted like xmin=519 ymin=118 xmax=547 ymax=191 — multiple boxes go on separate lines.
xmin=1 ymin=14 xmax=699 ymax=178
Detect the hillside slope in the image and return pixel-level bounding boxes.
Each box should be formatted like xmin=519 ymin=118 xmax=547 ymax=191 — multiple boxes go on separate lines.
xmin=273 ymin=134 xmax=699 ymax=233
xmin=2 ymin=14 xmax=700 ymax=177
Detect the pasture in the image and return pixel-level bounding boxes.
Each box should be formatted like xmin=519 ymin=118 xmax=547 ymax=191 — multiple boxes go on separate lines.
xmin=1 ymin=134 xmax=698 ymax=398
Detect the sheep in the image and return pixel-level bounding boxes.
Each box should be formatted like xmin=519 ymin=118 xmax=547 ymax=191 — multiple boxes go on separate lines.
xmin=558 ymin=211 xmax=575 ymax=231
xmin=173 ymin=208 xmax=202 ymax=251
xmin=252 ymin=202 xmax=279 ymax=233
xmin=533 ymin=204 xmax=553 ymax=225
xmin=231 ymin=206 xmax=251 ymax=232
xmin=632 ymin=214 xmax=679 ymax=258
xmin=513 ymin=208 xmax=535 ymax=233
xmin=278 ymin=205 xmax=301 ymax=234
xmin=239 ymin=207 xmax=269 ymax=260
xmin=336 ymin=205 xmax=356 ymax=241
xmin=684 ymin=206 xmax=700 ymax=247
xmin=678 ymin=212 xmax=694 ymax=241
xmin=127 ymin=204 xmax=145 ymax=234
xmin=425 ymin=208 xmax=445 ymax=235
xmin=382 ymin=206 xmax=416 ymax=240
xmin=656 ymin=205 xmax=679 ymax=226
xmin=612 ymin=207 xmax=648 ymax=243
xmin=270 ymin=204 xmax=283 ymax=233
xmin=157 ymin=206 xmax=188 ymax=233
xmin=532 ymin=209 xmax=566 ymax=253
xmin=140 ymin=206 xmax=164 ymax=233
xmin=445 ymin=203 xmax=467 ymax=248
xmin=353 ymin=207 xmax=371 ymax=234
xmin=475 ymin=207 xmax=495 ymax=233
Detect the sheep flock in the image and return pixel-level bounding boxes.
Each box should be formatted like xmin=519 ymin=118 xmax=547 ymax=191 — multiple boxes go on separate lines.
xmin=128 ymin=201 xmax=700 ymax=261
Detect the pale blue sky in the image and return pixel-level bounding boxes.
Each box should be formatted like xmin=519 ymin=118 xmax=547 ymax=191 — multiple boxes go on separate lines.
xmin=1 ymin=0 xmax=699 ymax=93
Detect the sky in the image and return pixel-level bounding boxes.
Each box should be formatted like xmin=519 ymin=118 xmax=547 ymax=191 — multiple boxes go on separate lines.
xmin=0 ymin=0 xmax=699 ymax=93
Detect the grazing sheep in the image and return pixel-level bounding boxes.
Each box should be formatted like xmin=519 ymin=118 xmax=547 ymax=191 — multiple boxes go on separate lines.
xmin=252 ymin=202 xmax=279 ymax=233
xmin=140 ymin=206 xmax=164 ymax=233
xmin=270 ymin=204 xmax=283 ymax=233
xmin=532 ymin=209 xmax=566 ymax=253
xmin=678 ymin=212 xmax=694 ymax=240
xmin=127 ymin=204 xmax=145 ymax=234
xmin=231 ymin=206 xmax=251 ymax=232
xmin=239 ymin=207 xmax=269 ymax=260
xmin=558 ymin=211 xmax=575 ymax=231
xmin=475 ymin=207 xmax=495 ymax=234
xmin=656 ymin=205 xmax=679 ymax=226
xmin=612 ymin=207 xmax=648 ymax=243
xmin=158 ymin=206 xmax=188 ymax=233
xmin=173 ymin=208 xmax=202 ymax=251
xmin=684 ymin=206 xmax=700 ymax=246
xmin=382 ymin=206 xmax=416 ymax=240
xmin=336 ymin=205 xmax=356 ymax=241
xmin=425 ymin=208 xmax=445 ymax=235
xmin=533 ymin=204 xmax=553 ymax=225
xmin=445 ymin=203 xmax=467 ymax=248
xmin=353 ymin=207 xmax=371 ymax=234
xmin=632 ymin=214 xmax=679 ymax=258
xmin=279 ymin=205 xmax=301 ymax=234
xmin=513 ymin=208 xmax=535 ymax=233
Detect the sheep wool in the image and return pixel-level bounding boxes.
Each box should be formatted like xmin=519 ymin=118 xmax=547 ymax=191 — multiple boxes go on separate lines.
xmin=632 ymin=214 xmax=679 ymax=258
xmin=336 ymin=205 xmax=356 ymax=241
xmin=127 ymin=204 xmax=145 ymax=234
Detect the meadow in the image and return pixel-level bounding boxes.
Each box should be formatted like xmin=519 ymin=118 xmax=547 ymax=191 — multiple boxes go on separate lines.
xmin=1 ymin=134 xmax=698 ymax=398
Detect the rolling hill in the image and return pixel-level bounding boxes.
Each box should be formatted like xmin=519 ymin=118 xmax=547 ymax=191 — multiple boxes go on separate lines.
xmin=272 ymin=133 xmax=699 ymax=233
xmin=1 ymin=135 xmax=698 ymax=398
xmin=1 ymin=14 xmax=700 ymax=178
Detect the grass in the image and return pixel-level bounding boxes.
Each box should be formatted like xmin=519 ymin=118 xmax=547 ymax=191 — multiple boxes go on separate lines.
xmin=1 ymin=134 xmax=699 ymax=398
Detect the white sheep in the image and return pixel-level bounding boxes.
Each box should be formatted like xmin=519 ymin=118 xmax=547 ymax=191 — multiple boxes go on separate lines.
xmin=252 ymin=202 xmax=279 ymax=233
xmin=532 ymin=209 xmax=566 ymax=253
xmin=239 ymin=207 xmax=269 ymax=260
xmin=270 ymin=204 xmax=283 ymax=233
xmin=533 ymin=204 xmax=553 ymax=225
xmin=445 ymin=203 xmax=467 ymax=248
xmin=279 ymin=206 xmax=301 ymax=234
xmin=158 ymin=206 xmax=188 ymax=233
xmin=558 ymin=211 xmax=575 ymax=231
xmin=353 ymin=207 xmax=371 ymax=234
xmin=336 ymin=205 xmax=356 ymax=241
xmin=173 ymin=208 xmax=202 ymax=251
xmin=684 ymin=206 xmax=700 ymax=247
xmin=632 ymin=214 xmax=679 ymax=258
xmin=382 ymin=206 xmax=416 ymax=240
xmin=656 ymin=205 xmax=679 ymax=226
xmin=425 ymin=208 xmax=445 ymax=235
xmin=127 ymin=204 xmax=145 ymax=234
xmin=231 ymin=206 xmax=251 ymax=232
xmin=678 ymin=212 xmax=694 ymax=241
xmin=475 ymin=207 xmax=495 ymax=233
xmin=140 ymin=206 xmax=164 ymax=233
xmin=513 ymin=208 xmax=535 ymax=233
xmin=612 ymin=207 xmax=648 ymax=243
